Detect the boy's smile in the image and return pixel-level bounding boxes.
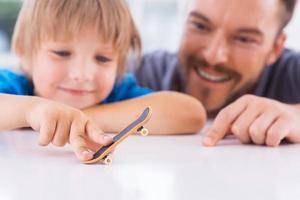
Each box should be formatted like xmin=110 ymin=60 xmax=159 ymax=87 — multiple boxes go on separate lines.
xmin=58 ymin=86 xmax=96 ymax=96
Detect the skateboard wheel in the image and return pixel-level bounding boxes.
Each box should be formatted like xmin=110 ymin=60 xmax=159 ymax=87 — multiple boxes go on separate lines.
xmin=140 ymin=127 xmax=149 ymax=136
xmin=103 ymin=155 xmax=113 ymax=165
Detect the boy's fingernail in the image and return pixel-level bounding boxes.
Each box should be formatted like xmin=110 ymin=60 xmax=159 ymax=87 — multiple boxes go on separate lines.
xmin=104 ymin=135 xmax=112 ymax=142
xmin=80 ymin=150 xmax=93 ymax=160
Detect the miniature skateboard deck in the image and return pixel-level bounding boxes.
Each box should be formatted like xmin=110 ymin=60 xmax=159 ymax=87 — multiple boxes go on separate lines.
xmin=84 ymin=107 xmax=152 ymax=164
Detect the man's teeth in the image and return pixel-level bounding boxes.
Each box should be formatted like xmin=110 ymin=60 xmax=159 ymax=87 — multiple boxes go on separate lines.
xmin=197 ymin=68 xmax=230 ymax=82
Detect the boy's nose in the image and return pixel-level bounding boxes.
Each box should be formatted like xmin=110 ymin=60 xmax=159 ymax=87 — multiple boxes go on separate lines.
xmin=69 ymin=62 xmax=94 ymax=82
xmin=202 ymin=32 xmax=229 ymax=65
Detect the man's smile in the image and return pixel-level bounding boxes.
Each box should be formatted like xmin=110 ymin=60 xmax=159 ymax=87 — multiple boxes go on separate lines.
xmin=193 ymin=65 xmax=232 ymax=83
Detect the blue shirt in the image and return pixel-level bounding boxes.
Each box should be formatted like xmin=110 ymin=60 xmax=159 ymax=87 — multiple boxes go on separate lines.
xmin=0 ymin=69 xmax=152 ymax=103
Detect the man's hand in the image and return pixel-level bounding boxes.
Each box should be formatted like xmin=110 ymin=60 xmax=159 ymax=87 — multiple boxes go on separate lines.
xmin=203 ymin=95 xmax=300 ymax=147
xmin=25 ymin=97 xmax=112 ymax=162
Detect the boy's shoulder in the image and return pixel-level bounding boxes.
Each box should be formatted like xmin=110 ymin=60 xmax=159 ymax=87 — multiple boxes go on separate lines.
xmin=0 ymin=68 xmax=33 ymax=95
xmin=102 ymin=73 xmax=152 ymax=104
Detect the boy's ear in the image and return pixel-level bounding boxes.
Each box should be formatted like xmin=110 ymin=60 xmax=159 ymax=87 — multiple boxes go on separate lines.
xmin=14 ymin=38 xmax=32 ymax=75
xmin=266 ymin=32 xmax=286 ymax=66
xmin=14 ymin=39 xmax=25 ymax=58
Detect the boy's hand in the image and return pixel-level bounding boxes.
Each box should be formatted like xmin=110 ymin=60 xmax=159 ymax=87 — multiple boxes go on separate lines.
xmin=25 ymin=97 xmax=112 ymax=161
xmin=203 ymin=95 xmax=300 ymax=147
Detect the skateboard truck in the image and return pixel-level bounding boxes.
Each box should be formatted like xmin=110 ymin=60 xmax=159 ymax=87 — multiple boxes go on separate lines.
xmin=138 ymin=126 xmax=149 ymax=136
xmin=84 ymin=107 xmax=152 ymax=164
xmin=103 ymin=154 xmax=113 ymax=165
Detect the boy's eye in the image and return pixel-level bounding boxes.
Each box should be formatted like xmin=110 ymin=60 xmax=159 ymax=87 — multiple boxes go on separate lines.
xmin=95 ymin=55 xmax=112 ymax=63
xmin=52 ymin=50 xmax=71 ymax=57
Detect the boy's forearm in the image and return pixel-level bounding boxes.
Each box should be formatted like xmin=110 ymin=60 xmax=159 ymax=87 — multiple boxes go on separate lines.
xmin=84 ymin=91 xmax=207 ymax=134
xmin=0 ymin=94 xmax=35 ymax=130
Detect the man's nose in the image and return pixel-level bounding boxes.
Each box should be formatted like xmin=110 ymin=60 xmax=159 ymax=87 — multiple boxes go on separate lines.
xmin=69 ymin=60 xmax=94 ymax=82
xmin=202 ymin=32 xmax=228 ymax=65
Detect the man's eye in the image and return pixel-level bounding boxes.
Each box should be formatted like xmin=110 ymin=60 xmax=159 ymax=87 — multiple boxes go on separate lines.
xmin=96 ymin=55 xmax=112 ymax=63
xmin=52 ymin=50 xmax=71 ymax=57
xmin=192 ymin=22 xmax=210 ymax=32
xmin=235 ymin=36 xmax=257 ymax=44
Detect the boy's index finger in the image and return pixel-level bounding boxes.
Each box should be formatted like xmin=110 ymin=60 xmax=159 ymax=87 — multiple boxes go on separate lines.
xmin=69 ymin=117 xmax=94 ymax=161
xmin=70 ymin=134 xmax=94 ymax=162
xmin=203 ymin=98 xmax=248 ymax=146
xmin=85 ymin=121 xmax=113 ymax=145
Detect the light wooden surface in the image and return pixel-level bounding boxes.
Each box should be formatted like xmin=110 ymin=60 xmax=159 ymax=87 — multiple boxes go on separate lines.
xmin=0 ymin=129 xmax=300 ymax=200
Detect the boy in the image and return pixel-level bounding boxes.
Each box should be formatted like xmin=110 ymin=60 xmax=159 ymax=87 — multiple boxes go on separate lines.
xmin=0 ymin=0 xmax=206 ymax=162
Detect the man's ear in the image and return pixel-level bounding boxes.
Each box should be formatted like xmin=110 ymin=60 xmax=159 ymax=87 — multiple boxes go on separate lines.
xmin=266 ymin=32 xmax=287 ymax=66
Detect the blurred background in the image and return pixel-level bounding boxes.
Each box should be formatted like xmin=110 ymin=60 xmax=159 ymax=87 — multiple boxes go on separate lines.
xmin=129 ymin=0 xmax=300 ymax=52
xmin=0 ymin=0 xmax=299 ymax=65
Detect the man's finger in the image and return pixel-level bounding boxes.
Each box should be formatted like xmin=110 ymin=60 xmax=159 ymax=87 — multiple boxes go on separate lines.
xmin=203 ymin=99 xmax=247 ymax=146
xmin=249 ymin=111 xmax=277 ymax=145
xmin=266 ymin=118 xmax=290 ymax=147
xmin=231 ymin=106 xmax=261 ymax=144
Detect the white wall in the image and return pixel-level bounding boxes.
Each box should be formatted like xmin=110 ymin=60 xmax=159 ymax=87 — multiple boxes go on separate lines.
xmin=128 ymin=0 xmax=184 ymax=53
xmin=285 ymin=2 xmax=300 ymax=50
xmin=0 ymin=0 xmax=299 ymax=55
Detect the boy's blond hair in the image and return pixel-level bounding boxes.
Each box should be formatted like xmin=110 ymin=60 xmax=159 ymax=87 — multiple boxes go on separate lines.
xmin=12 ymin=0 xmax=141 ymax=77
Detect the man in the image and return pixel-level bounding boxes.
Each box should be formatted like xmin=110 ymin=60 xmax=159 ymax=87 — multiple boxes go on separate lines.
xmin=131 ymin=0 xmax=300 ymax=146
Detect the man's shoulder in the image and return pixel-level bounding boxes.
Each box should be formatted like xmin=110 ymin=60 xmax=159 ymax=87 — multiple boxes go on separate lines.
xmin=255 ymin=48 xmax=300 ymax=103
xmin=265 ymin=48 xmax=300 ymax=81
xmin=270 ymin=48 xmax=300 ymax=69
xmin=143 ymin=50 xmax=178 ymax=64
xmin=134 ymin=50 xmax=178 ymax=73
xmin=130 ymin=50 xmax=181 ymax=91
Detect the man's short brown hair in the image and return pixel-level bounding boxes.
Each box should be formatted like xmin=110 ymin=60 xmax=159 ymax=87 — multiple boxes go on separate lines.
xmin=279 ymin=0 xmax=298 ymax=31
